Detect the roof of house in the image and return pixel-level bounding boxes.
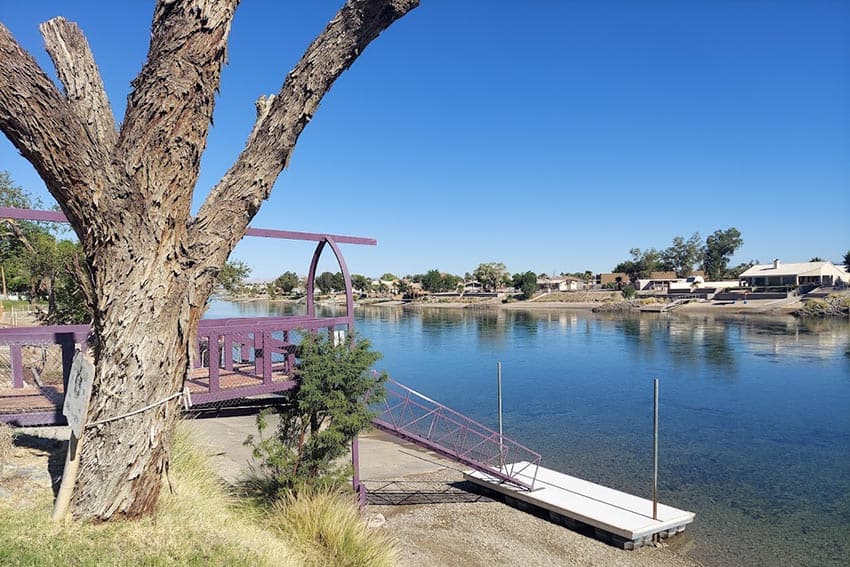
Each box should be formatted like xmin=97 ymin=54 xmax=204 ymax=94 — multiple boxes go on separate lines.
xmin=739 ymin=261 xmax=844 ymax=278
xmin=537 ymin=276 xmax=579 ymax=284
xmin=648 ymin=271 xmax=677 ymax=280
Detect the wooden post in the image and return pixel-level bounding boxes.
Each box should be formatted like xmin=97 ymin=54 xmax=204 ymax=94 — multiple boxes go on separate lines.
xmin=10 ymin=344 xmax=23 ymax=388
xmin=52 ymin=431 xmax=82 ymax=520
xmin=52 ymin=354 xmax=94 ymax=521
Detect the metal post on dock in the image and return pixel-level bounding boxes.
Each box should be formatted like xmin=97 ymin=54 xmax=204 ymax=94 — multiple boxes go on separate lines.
xmin=652 ymin=377 xmax=659 ymax=522
xmin=497 ymin=361 xmax=504 ymax=469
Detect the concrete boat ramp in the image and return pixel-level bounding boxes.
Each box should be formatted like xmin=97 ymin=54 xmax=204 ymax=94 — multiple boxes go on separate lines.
xmin=465 ymin=462 xmax=695 ymax=550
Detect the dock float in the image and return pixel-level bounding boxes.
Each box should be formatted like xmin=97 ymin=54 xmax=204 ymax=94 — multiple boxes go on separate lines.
xmin=465 ymin=462 xmax=695 ymax=550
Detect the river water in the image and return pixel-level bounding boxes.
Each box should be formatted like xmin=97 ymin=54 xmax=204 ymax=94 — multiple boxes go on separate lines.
xmin=207 ymin=300 xmax=850 ymax=567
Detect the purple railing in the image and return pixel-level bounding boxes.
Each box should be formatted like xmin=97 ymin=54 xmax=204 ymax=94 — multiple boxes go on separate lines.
xmin=192 ymin=315 xmax=352 ymax=404
xmin=371 ymin=378 xmax=541 ymax=491
xmin=0 ymin=316 xmax=353 ymax=405
xmin=0 ymin=325 xmax=90 ymax=389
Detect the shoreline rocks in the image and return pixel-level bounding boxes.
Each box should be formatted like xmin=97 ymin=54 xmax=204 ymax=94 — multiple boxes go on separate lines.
xmin=794 ymin=295 xmax=850 ymax=318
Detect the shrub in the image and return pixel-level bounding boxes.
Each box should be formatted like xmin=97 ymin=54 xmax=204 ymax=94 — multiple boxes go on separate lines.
xmin=622 ymin=285 xmax=637 ymax=299
xmin=245 ymin=331 xmax=385 ymax=497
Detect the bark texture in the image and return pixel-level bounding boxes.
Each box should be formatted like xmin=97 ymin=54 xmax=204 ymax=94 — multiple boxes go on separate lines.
xmin=0 ymin=0 xmax=417 ymax=520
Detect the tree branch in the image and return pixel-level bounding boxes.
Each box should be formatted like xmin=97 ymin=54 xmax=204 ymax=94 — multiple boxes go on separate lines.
xmin=187 ymin=0 xmax=418 ymax=271
xmin=116 ymin=0 xmax=238 ymax=226
xmin=1 ymin=219 xmax=36 ymax=254
xmin=0 ymin=23 xmax=107 ymax=238
xmin=39 ymin=17 xmax=117 ymax=151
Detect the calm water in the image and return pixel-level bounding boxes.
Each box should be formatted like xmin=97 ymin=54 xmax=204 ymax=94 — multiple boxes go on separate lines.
xmin=207 ymin=300 xmax=850 ymax=567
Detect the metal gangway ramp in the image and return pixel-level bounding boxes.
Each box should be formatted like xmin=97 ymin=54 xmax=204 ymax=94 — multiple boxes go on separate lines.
xmin=371 ymin=378 xmax=541 ymax=491
xmin=369 ymin=378 xmax=695 ymax=550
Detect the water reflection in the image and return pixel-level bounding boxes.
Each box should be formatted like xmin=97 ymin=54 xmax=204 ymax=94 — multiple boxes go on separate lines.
xmin=208 ymin=301 xmax=850 ymax=370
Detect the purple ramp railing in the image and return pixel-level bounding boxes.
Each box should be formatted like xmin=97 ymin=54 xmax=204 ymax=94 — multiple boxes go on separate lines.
xmin=371 ymin=378 xmax=541 ymax=491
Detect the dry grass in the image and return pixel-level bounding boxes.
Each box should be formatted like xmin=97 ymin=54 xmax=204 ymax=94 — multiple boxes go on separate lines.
xmin=0 ymin=425 xmax=397 ymax=566
xmin=0 ymin=427 xmax=301 ymax=566
xmin=267 ymin=488 xmax=398 ymax=567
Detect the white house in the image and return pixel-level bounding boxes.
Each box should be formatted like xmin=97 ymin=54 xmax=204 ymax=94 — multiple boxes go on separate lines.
xmin=537 ymin=276 xmax=583 ymax=292
xmin=739 ymin=259 xmax=850 ymax=288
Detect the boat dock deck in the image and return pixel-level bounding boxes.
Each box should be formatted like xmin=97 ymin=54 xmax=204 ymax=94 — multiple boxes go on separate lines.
xmin=0 ymin=363 xmax=296 ymax=426
xmin=465 ymin=462 xmax=695 ymax=549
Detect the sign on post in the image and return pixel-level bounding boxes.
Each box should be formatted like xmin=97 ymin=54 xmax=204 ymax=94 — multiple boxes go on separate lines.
xmin=63 ymin=352 xmax=94 ymax=438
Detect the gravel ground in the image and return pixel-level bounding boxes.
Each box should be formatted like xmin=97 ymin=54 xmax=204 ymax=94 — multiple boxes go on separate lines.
xmin=365 ymin=465 xmax=703 ymax=567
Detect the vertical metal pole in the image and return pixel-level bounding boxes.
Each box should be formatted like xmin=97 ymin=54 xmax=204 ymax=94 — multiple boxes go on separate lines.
xmin=497 ymin=361 xmax=504 ymax=469
xmin=652 ymin=377 xmax=659 ymax=521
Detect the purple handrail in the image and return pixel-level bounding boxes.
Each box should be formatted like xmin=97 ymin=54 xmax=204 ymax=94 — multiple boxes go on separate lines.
xmin=0 ymin=316 xmax=348 ymax=401
xmin=371 ymin=378 xmax=541 ymax=491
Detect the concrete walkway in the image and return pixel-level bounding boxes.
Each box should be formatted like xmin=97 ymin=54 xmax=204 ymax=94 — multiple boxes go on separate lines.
xmin=183 ymin=414 xmax=451 ymax=486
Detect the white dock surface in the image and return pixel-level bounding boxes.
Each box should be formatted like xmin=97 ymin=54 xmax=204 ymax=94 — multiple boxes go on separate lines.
xmin=465 ymin=462 xmax=694 ymax=541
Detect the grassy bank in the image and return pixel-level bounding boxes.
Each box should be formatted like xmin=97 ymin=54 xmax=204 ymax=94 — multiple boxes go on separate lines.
xmin=0 ymin=425 xmax=394 ymax=566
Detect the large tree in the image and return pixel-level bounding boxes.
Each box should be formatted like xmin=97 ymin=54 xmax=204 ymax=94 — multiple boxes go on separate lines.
xmin=613 ymin=248 xmax=662 ymax=282
xmin=512 ymin=270 xmax=537 ymax=299
xmin=0 ymin=0 xmax=418 ymax=521
xmin=661 ymin=233 xmax=703 ymax=277
xmin=473 ymin=262 xmax=509 ymax=292
xmin=702 ymin=228 xmax=743 ymax=280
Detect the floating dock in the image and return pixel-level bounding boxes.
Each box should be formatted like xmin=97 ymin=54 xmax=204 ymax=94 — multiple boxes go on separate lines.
xmin=465 ymin=462 xmax=695 ymax=549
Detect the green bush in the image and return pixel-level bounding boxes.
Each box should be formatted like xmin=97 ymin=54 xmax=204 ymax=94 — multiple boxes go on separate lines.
xmin=245 ymin=331 xmax=386 ymax=498
xmin=622 ymin=285 xmax=636 ymax=299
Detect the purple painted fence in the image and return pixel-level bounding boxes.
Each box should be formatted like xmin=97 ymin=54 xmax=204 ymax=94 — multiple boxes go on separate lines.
xmin=0 ymin=315 xmax=353 ymax=421
xmin=0 ymin=325 xmax=89 ymax=389
xmin=191 ymin=315 xmax=352 ymax=404
xmin=371 ymin=378 xmax=542 ymax=491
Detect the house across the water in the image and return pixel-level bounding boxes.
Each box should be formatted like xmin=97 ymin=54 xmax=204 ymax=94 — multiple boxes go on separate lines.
xmin=739 ymin=259 xmax=850 ymax=289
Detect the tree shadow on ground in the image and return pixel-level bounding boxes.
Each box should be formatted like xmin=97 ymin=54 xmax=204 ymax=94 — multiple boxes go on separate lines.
xmin=12 ymin=433 xmax=66 ymax=497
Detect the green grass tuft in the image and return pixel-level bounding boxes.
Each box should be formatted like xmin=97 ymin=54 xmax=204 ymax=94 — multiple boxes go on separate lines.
xmin=266 ymin=488 xmax=398 ymax=567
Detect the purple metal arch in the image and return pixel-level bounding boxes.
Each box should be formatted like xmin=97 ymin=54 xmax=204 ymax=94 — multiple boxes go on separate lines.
xmin=303 ymin=236 xmax=361 ymax=502
xmin=0 ymin=207 xmax=377 ymax=247
xmin=305 ymin=237 xmax=355 ymax=325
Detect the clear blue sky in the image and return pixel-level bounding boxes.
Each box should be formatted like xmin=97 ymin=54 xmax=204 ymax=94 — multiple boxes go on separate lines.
xmin=1 ymin=1 xmax=848 ymax=280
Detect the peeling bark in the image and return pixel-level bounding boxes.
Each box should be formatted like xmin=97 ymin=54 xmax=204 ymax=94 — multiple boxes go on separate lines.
xmin=0 ymin=0 xmax=418 ymax=521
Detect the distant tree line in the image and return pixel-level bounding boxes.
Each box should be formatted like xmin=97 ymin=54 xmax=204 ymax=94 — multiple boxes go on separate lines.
xmin=612 ymin=228 xmax=752 ymax=282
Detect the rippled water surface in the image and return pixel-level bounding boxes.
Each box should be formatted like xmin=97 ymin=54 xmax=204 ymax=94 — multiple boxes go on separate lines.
xmin=208 ymin=301 xmax=850 ymax=567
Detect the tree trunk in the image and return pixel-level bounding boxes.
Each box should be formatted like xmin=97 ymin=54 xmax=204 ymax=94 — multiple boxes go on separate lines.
xmin=70 ymin=246 xmax=201 ymax=518
xmin=0 ymin=0 xmax=419 ymax=521
xmin=47 ymin=273 xmax=56 ymax=316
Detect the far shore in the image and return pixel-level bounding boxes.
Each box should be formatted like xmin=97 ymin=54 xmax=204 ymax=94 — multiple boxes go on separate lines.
xmin=367 ymin=297 xmax=807 ymax=316
xmin=218 ymin=291 xmax=848 ymax=318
